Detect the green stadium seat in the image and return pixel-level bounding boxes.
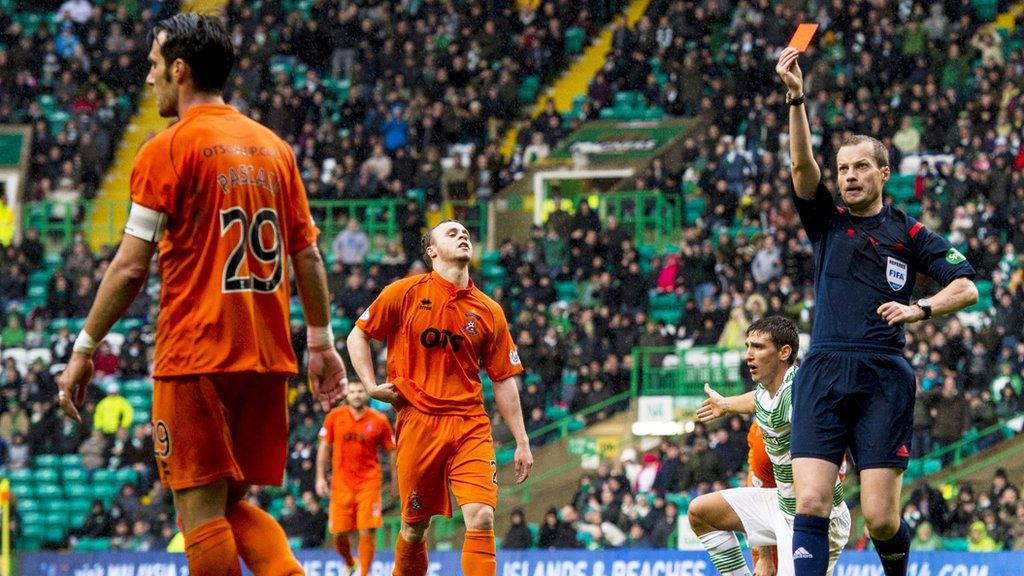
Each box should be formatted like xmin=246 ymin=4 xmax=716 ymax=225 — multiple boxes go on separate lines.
xmin=122 ymin=379 xmax=151 ymax=394
xmin=126 ymin=393 xmax=151 ymax=411
xmin=17 ymin=498 xmax=41 ymax=513
xmin=567 ymin=419 xmax=585 ymax=432
xmin=33 ymin=454 xmax=60 ymax=469
xmin=9 ymin=468 xmax=32 ymax=483
xmin=133 ymin=409 xmax=150 ymax=425
xmin=555 ymin=281 xmax=576 ymax=302
xmin=44 ymin=512 xmax=70 ymax=531
xmin=528 ymin=522 xmax=539 ymax=547
xmin=21 ymin=511 xmax=44 ymax=527
xmin=517 ymin=76 xmax=541 ymax=104
xmin=496 ymin=448 xmax=515 ymax=466
xmin=115 ymin=468 xmax=139 ymax=486
xmin=17 ymin=537 xmax=43 ymax=552
xmin=943 ymin=537 xmax=968 ymax=551
xmin=92 ymin=469 xmax=116 ymax=484
xmin=922 ymin=459 xmax=942 ymax=475
xmin=288 ymin=536 xmax=303 ymax=550
xmin=32 ymin=468 xmax=59 ymax=484
xmin=62 ymin=467 xmax=88 ymax=483
xmin=92 ymin=483 xmax=119 ymax=502
xmin=60 ymin=454 xmax=83 ymax=469
xmin=35 ymin=484 xmax=62 ymax=499
xmin=565 ymin=27 xmax=586 ymax=55
xmin=65 ymin=483 xmax=91 ymax=499
xmin=20 ymin=524 xmax=47 ymax=542
xmin=43 ymin=499 xmax=71 ymax=514
xmin=11 ymin=482 xmax=33 ymax=499
xmin=545 ymin=405 xmax=569 ymax=420
xmin=76 ymin=537 xmax=111 ymax=551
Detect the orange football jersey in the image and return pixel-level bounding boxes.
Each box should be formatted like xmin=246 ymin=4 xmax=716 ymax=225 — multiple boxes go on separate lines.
xmin=319 ymin=406 xmax=395 ymax=491
xmin=747 ymin=423 xmax=776 ymax=488
xmin=130 ymin=104 xmax=318 ymax=377
xmin=356 ymin=272 xmax=522 ymax=417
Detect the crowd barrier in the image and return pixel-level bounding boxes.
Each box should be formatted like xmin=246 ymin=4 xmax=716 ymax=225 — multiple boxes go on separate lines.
xmin=19 ymin=549 xmax=1024 ymax=576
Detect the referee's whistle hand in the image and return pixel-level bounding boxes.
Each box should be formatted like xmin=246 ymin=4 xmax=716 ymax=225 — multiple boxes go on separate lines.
xmin=876 ymin=301 xmax=925 ymax=326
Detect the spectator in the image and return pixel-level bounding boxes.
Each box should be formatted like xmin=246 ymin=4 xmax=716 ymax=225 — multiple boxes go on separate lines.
xmin=277 ymin=494 xmax=309 ymax=542
xmin=331 ymin=219 xmax=370 ymax=266
xmin=78 ymin=428 xmax=108 ymax=471
xmin=928 ymin=376 xmax=971 ymax=459
xmin=538 ymin=506 xmax=582 ymax=549
xmin=6 ymin=434 xmax=30 ymax=470
xmin=967 ymin=520 xmax=1002 ymax=552
xmin=503 ymin=508 xmax=534 ymax=549
xmin=910 ymin=521 xmax=943 ymax=551
xmin=68 ymin=500 xmax=112 ymax=545
xmin=93 ymin=382 xmax=133 ymax=436
xmin=109 ymin=519 xmax=132 ymax=551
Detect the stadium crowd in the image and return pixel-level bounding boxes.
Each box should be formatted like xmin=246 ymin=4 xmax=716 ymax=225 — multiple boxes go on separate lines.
xmin=0 ymin=0 xmax=1021 ymax=554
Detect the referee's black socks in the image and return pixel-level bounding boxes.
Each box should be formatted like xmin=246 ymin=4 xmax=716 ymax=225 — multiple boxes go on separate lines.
xmin=872 ymin=518 xmax=911 ymax=576
xmin=792 ymin=514 xmax=830 ymax=576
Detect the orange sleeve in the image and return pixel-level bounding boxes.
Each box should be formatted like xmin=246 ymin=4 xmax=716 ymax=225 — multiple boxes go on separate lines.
xmin=130 ymin=134 xmax=180 ymax=217
xmin=281 ymin=146 xmax=319 ymax=255
xmin=318 ymin=409 xmax=336 ymax=443
xmin=483 ymin=302 xmax=523 ymax=382
xmin=356 ymin=281 xmax=407 ymax=341
xmin=378 ymin=414 xmax=396 ymax=451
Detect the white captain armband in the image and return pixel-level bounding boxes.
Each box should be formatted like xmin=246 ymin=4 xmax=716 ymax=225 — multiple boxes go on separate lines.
xmin=124 ymin=203 xmax=167 ymax=242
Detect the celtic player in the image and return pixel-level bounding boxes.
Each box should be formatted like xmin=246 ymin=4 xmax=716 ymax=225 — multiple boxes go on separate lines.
xmin=690 ymin=316 xmax=851 ymax=576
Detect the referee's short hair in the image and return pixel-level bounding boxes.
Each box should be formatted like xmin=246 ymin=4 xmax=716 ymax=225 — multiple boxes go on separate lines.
xmin=839 ymin=134 xmax=889 ymax=169
xmin=747 ymin=316 xmax=799 ymax=365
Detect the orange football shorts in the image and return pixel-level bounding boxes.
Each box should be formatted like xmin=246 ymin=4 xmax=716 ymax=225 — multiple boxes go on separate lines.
xmin=151 ymin=373 xmax=289 ymax=490
xmin=394 ymin=409 xmax=498 ymax=523
xmin=330 ymin=486 xmax=383 ymax=533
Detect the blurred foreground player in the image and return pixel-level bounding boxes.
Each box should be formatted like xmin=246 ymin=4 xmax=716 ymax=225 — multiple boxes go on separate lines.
xmin=692 ymin=316 xmax=851 ymax=576
xmin=777 ymin=47 xmax=977 ymax=576
xmin=317 ymin=381 xmax=397 ymax=576
xmin=56 ymin=13 xmax=346 ymax=575
xmin=347 ymin=220 xmax=532 ymax=576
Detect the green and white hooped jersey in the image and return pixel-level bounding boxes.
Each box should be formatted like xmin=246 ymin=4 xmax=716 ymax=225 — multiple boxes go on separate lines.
xmin=754 ymin=365 xmax=845 ymax=518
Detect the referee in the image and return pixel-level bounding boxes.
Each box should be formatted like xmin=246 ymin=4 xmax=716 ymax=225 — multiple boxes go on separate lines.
xmin=776 ymin=46 xmax=979 ymax=576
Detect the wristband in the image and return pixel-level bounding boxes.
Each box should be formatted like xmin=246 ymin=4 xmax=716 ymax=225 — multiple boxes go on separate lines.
xmin=73 ymin=330 xmax=100 ymax=355
xmin=786 ymin=93 xmax=805 ymax=106
xmin=307 ymin=325 xmax=334 ymax=349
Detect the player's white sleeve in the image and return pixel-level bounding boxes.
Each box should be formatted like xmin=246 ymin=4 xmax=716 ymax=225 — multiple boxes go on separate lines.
xmin=124 ymin=202 xmax=167 ymax=242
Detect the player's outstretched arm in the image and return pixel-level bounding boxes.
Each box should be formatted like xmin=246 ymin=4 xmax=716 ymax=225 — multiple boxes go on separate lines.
xmin=776 ymin=47 xmax=820 ymax=199
xmin=315 ymin=439 xmax=332 ymax=499
xmin=877 ymin=277 xmax=979 ymax=326
xmin=345 ymin=326 xmax=399 ymax=403
xmin=492 ymin=376 xmax=533 ymax=484
xmin=293 ymin=244 xmax=347 ymax=411
xmin=57 ymin=234 xmax=155 ymax=423
xmin=695 ymin=383 xmax=755 ymax=422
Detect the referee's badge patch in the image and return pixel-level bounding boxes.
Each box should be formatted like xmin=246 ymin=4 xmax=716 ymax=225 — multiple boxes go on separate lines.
xmin=886 ymin=257 xmax=908 ymax=291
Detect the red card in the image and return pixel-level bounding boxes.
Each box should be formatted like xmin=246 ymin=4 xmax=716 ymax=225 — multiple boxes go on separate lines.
xmin=788 ymin=23 xmax=819 ymax=52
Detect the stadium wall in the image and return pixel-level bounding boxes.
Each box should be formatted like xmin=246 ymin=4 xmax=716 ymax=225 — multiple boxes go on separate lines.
xmin=19 ymin=550 xmax=1024 ymax=576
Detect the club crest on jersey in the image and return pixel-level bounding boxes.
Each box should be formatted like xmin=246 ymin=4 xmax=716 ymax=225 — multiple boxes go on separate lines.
xmin=509 ymin=350 xmax=521 ymax=365
xmin=463 ymin=320 xmax=478 ymax=334
xmin=886 ymin=257 xmax=908 ymax=291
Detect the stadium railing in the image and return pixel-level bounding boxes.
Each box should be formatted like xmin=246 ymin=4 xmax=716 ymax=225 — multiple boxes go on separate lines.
xmin=22 ymin=198 xmax=403 ymax=250
xmin=844 ymin=416 xmax=1023 ymax=503
xmin=559 ymin=190 xmax=683 ymax=249
xmin=632 ymin=346 xmax=747 ymax=397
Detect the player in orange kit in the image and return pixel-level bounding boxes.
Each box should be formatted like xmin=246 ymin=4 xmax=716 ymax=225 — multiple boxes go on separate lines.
xmin=748 ymin=423 xmax=779 ymax=570
xmin=347 ymin=220 xmax=533 ymax=576
xmin=317 ymin=381 xmax=397 ymax=576
xmin=55 ymin=13 xmax=346 ymax=576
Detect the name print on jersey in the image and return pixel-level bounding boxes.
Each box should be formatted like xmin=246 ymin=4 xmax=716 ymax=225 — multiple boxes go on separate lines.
xmin=216 ymin=164 xmax=282 ymax=195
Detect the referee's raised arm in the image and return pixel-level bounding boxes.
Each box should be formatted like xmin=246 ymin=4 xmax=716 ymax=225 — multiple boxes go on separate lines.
xmin=777 ymin=47 xmax=820 ymax=200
